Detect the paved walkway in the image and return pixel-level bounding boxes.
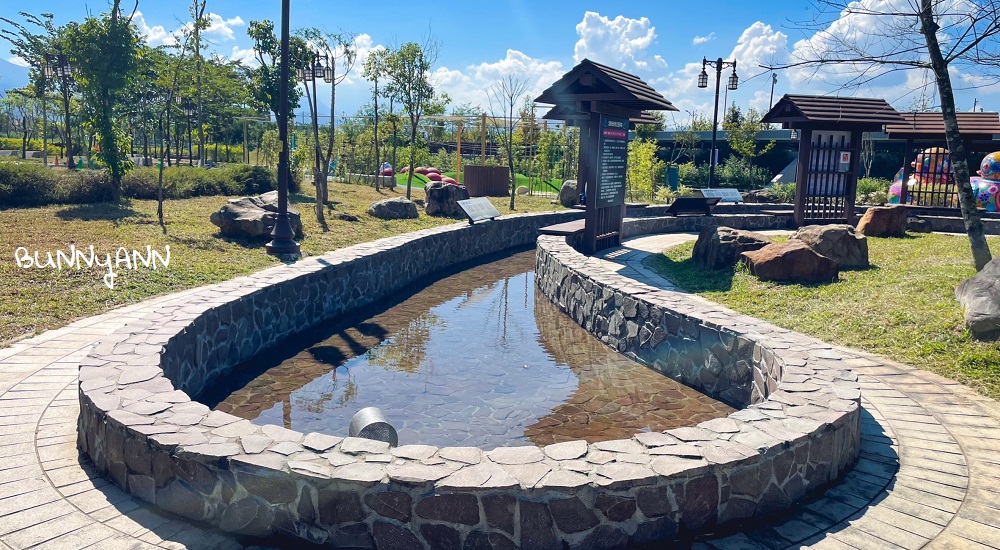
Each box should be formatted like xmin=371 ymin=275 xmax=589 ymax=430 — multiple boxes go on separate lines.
xmin=0 ymin=233 xmax=995 ymax=549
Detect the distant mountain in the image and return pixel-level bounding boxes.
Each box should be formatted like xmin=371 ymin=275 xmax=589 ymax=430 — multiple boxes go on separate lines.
xmin=0 ymin=59 xmax=30 ymax=93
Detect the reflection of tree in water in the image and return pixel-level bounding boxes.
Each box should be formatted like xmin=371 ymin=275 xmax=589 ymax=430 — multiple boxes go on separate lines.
xmin=294 ymin=367 xmax=358 ymax=413
xmin=365 ymin=313 xmax=442 ymax=373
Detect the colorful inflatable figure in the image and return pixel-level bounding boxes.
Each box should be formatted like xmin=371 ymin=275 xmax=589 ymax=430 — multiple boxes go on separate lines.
xmin=972 ymin=151 xmax=1000 ymax=211
xmin=888 ymin=168 xmax=905 ymax=204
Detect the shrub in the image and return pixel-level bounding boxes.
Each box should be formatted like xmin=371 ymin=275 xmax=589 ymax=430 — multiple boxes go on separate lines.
xmin=856 ymin=177 xmax=892 ymax=206
xmin=0 ymin=163 xmax=285 ymax=207
xmin=678 ymin=162 xmax=709 ymax=188
xmin=768 ymin=182 xmax=796 ymax=203
xmin=717 ymin=156 xmax=773 ymax=189
xmin=654 ymin=184 xmax=698 ymax=204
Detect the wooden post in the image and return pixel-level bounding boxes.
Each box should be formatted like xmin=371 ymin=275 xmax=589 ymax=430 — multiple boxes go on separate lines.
xmin=582 ymin=114 xmax=600 ymax=254
xmin=900 ymin=138 xmax=914 ymax=205
xmin=845 ymin=130 xmax=863 ymax=222
xmin=456 ymin=120 xmax=462 ymax=182
xmin=480 ymin=113 xmax=487 ymax=166
xmin=793 ymin=128 xmax=812 ymax=227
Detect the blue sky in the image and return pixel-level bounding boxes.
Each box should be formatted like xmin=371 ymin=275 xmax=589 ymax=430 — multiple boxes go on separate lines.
xmin=1 ymin=1 xmax=995 ymax=124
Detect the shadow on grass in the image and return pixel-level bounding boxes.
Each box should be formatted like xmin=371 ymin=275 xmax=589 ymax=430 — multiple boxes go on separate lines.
xmin=55 ymin=202 xmax=144 ymax=223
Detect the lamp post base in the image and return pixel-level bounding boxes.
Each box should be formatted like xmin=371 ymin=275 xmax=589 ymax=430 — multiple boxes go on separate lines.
xmin=265 ymin=214 xmax=301 ymax=260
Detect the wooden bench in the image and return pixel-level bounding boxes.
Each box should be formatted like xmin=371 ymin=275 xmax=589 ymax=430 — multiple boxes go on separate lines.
xmin=538 ymin=219 xmax=585 ymax=236
xmin=665 ymin=197 xmax=721 ymax=216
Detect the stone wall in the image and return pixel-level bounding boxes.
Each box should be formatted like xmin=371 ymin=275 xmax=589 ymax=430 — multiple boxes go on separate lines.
xmin=78 ymin=211 xmax=861 ymax=549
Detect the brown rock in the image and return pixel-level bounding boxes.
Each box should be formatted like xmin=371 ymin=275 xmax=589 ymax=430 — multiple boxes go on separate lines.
xmin=594 ymin=494 xmax=637 ymax=522
xmin=549 ymin=496 xmax=599 ymax=533
xmin=464 ymin=531 xmax=517 ymax=550
xmin=682 ymin=475 xmax=719 ymax=529
xmin=740 ymin=241 xmax=839 ymax=284
xmin=318 ymin=490 xmax=364 ymax=524
xmin=372 ymin=521 xmax=421 ymax=550
xmin=415 ymin=493 xmax=480 ymax=525
xmin=365 ymin=491 xmax=412 ymax=522
xmin=483 ymin=494 xmax=516 ymax=535
xmin=576 ymin=525 xmax=628 ymax=550
xmin=519 ymin=500 xmax=559 ymax=550
xmin=419 ymin=524 xmax=461 ymax=550
xmin=856 ymin=205 xmax=907 ymax=237
xmin=790 ymin=224 xmax=869 ymax=268
xmin=692 ymin=226 xmax=774 ymax=270
xmin=425 ymin=181 xmax=471 ymax=217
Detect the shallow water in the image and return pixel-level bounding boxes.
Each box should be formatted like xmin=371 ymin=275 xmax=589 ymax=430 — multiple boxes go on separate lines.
xmin=208 ymin=250 xmax=734 ymax=449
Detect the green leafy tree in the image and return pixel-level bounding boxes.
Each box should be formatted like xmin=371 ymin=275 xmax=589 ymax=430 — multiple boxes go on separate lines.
xmin=382 ymin=40 xmax=438 ymax=199
xmin=246 ymin=20 xmax=308 ymax=124
xmin=723 ymin=105 xmax=774 ymax=188
xmin=627 ymin=138 xmax=665 ymax=201
xmin=64 ymin=1 xmax=141 ymax=201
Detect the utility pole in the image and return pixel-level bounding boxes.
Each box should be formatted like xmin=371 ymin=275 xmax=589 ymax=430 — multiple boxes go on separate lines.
xmin=769 ymin=72 xmax=778 ymax=110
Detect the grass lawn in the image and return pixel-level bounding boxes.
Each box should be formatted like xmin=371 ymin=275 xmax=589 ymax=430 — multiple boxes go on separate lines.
xmin=0 ymin=182 xmax=565 ymax=347
xmin=643 ymin=234 xmax=1000 ymax=400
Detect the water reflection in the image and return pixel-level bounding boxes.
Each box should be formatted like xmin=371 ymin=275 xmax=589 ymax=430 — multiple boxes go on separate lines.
xmin=210 ymin=251 xmax=733 ymax=449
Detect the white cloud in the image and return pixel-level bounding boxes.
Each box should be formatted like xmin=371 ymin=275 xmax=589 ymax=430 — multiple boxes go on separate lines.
xmin=133 ymin=11 xmax=177 ymax=47
xmin=230 ymin=46 xmax=256 ymax=66
xmin=202 ymin=14 xmax=245 ymax=42
xmin=730 ymin=22 xmax=788 ymax=78
xmin=431 ymin=49 xmax=565 ymax=109
xmin=7 ymin=56 xmax=29 ymax=67
xmin=573 ymin=11 xmax=668 ymax=74
xmin=693 ymin=33 xmax=716 ymax=46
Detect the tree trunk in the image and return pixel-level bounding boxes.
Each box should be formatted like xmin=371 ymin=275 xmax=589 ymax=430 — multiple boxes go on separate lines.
xmin=406 ymin=117 xmax=417 ymax=200
xmin=919 ymin=0 xmax=992 ymax=271
xmin=373 ymin=79 xmax=380 ymax=192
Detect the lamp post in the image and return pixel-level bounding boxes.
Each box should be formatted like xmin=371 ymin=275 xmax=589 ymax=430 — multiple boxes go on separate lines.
xmin=46 ymin=54 xmax=75 ymax=170
xmin=266 ymin=0 xmax=301 ymax=257
xmin=297 ymin=50 xmax=333 ymax=193
xmin=697 ymin=57 xmax=738 ymax=188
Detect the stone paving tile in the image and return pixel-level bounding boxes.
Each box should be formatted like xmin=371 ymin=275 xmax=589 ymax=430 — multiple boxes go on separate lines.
xmin=4 ymin=510 xmax=94 ymax=548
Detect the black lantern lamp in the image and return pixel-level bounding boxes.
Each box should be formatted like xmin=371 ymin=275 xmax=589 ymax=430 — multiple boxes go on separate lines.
xmin=696 ymin=56 xmax=739 ymax=187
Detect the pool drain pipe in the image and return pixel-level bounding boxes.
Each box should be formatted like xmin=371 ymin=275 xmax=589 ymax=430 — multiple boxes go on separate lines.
xmin=349 ymin=407 xmax=399 ymax=447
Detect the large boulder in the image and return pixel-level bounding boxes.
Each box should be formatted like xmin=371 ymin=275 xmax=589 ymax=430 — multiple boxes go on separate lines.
xmin=740 ymin=241 xmax=839 ymax=284
xmin=210 ymin=191 xmax=303 ymax=239
xmin=790 ymin=224 xmax=869 ymax=268
xmin=368 ymin=197 xmax=419 ymax=220
xmin=424 ymin=181 xmax=470 ymax=216
xmin=857 ymin=205 xmax=907 ymax=237
xmin=692 ymin=226 xmax=774 ymax=271
xmin=559 ymin=180 xmax=579 ymax=207
xmin=956 ymin=258 xmax=1000 ymax=340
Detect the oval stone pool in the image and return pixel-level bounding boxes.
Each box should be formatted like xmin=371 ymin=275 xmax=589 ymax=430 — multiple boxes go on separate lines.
xmin=205 ymin=250 xmax=734 ymax=449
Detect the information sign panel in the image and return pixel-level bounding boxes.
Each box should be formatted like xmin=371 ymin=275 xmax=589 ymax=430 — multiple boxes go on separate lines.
xmin=457 ymin=197 xmax=501 ymax=225
xmin=595 ymin=115 xmax=629 ymax=208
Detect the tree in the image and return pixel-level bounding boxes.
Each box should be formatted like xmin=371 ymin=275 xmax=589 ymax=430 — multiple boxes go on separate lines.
xmin=189 ymin=0 xmax=209 ymax=168
xmin=299 ymin=28 xmax=356 ymax=205
xmin=246 ymin=20 xmax=308 ymax=125
xmin=64 ymin=0 xmax=141 ymax=201
xmin=363 ymin=47 xmax=387 ymax=191
xmin=382 ymin=39 xmax=438 ymax=200
xmin=488 ymin=74 xmax=528 ymax=210
xmin=724 ymin=105 xmax=775 ymax=187
xmin=627 ymin=138 xmax=665 ymax=201
xmin=773 ymin=0 xmax=1000 ymax=270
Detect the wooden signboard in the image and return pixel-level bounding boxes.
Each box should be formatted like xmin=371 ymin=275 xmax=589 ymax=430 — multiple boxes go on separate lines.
xmin=457 ymin=197 xmax=501 ymax=225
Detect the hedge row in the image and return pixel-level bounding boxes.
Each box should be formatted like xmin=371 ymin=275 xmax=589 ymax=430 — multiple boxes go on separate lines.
xmin=0 ymin=163 xmax=301 ymax=208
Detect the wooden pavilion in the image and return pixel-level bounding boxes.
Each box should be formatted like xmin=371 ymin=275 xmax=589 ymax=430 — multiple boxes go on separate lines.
xmin=535 ymin=59 xmax=677 ymax=254
xmin=884 ymin=111 xmax=1000 ymax=207
xmin=761 ymin=94 xmax=903 ymax=227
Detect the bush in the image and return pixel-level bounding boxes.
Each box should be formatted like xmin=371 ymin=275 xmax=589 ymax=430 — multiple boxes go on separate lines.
xmin=678 ymin=162 xmax=709 ymax=188
xmin=856 ymin=177 xmax=891 ymax=206
xmin=654 ymin=184 xmax=698 ymax=204
xmin=0 ymin=163 xmax=285 ymax=207
xmin=768 ymin=182 xmax=796 ymax=203
xmin=717 ymin=156 xmax=773 ymax=189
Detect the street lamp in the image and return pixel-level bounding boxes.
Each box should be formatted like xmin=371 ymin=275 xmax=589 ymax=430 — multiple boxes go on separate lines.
xmin=697 ymin=57 xmax=738 ymax=188
xmin=266 ymin=0 xmax=301 ymax=258
xmin=298 ymin=51 xmax=333 ymax=195
xmin=46 ymin=53 xmax=75 ymax=170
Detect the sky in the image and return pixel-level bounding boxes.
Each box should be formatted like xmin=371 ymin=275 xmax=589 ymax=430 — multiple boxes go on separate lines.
xmin=1 ymin=0 xmax=996 ymax=125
